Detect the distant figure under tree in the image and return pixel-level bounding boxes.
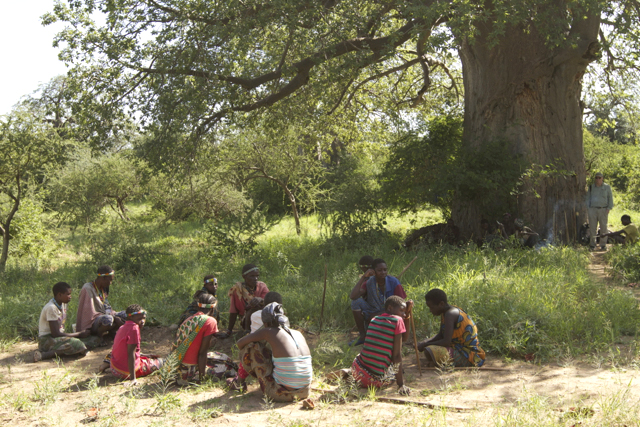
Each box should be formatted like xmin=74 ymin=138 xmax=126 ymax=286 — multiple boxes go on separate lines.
xmin=587 ymin=172 xmax=614 ymax=251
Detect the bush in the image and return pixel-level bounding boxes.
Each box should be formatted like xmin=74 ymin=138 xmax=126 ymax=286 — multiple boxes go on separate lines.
xmin=606 ymin=243 xmax=640 ymax=283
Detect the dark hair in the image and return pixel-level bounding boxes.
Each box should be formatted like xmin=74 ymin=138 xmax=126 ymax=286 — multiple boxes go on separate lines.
xmin=198 ymin=293 xmax=217 ymax=306
xmin=385 ymin=295 xmax=405 ymax=311
xmin=97 ymin=265 xmax=113 ymax=275
xmin=52 ymin=282 xmax=71 ymax=296
xmin=481 ymin=219 xmax=489 ymax=225
xmin=425 ymin=288 xmax=448 ymax=304
xmin=622 ymin=214 xmax=631 ymax=222
xmin=264 ymin=292 xmax=283 ymax=306
xmin=372 ymin=258 xmax=386 ymax=269
xmin=242 ymin=263 xmax=258 ymax=275
xmin=126 ymin=304 xmax=144 ymax=315
xmin=359 ymin=255 xmax=374 ymax=266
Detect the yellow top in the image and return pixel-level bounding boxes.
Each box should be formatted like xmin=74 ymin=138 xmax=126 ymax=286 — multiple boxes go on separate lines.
xmin=622 ymin=223 xmax=639 ymax=244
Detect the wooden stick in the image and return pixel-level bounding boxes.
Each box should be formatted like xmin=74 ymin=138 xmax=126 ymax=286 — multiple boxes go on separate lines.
xmin=319 ymin=264 xmax=328 ymax=332
xmin=421 ymin=366 xmax=512 ymax=371
xmin=410 ymin=314 xmax=422 ymax=376
xmin=398 ymin=256 xmax=418 ymax=280
xmin=375 ymin=397 xmax=471 ymax=411
xmin=397 ymin=256 xmax=421 ymax=375
xmin=564 ymin=211 xmax=569 ymax=243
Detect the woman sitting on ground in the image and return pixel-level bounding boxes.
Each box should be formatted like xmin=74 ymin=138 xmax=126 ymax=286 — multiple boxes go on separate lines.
xmin=172 ymin=294 xmax=237 ymax=383
xmin=235 ymin=302 xmax=313 ymax=402
xmin=226 ymin=264 xmax=269 ymax=336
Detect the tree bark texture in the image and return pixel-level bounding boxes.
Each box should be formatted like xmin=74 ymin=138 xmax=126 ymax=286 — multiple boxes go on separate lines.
xmin=0 ymin=198 xmax=20 ymax=272
xmin=454 ymin=16 xmax=600 ymax=243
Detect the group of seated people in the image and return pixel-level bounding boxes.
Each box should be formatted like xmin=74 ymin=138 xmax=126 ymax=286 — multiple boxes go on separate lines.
xmin=478 ymin=213 xmax=539 ymax=248
xmin=35 ymin=261 xmax=485 ymax=400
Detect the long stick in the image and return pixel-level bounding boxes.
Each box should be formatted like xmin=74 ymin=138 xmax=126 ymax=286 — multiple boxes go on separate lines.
xmin=398 ymin=256 xmax=418 ymax=280
xmin=319 ymin=264 xmax=328 ymax=332
xmin=410 ymin=314 xmax=422 ymax=376
xmin=397 ymin=256 xmax=421 ymax=375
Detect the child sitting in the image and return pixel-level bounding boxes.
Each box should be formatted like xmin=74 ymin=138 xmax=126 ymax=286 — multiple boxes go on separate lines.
xmin=178 ymin=275 xmax=219 ymax=326
xmin=417 ymin=288 xmax=485 ymax=367
xmin=34 ymin=282 xmax=101 ymax=362
xmin=105 ymin=304 xmax=163 ymax=385
xmin=350 ymin=295 xmax=412 ymax=396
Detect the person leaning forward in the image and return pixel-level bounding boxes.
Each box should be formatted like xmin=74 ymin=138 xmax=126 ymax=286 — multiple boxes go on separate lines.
xmin=587 ymin=172 xmax=614 ymax=251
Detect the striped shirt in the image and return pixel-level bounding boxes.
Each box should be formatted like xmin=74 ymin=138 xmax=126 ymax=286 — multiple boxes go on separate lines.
xmin=272 ymin=355 xmax=313 ymax=389
xmin=356 ymin=313 xmax=405 ymax=377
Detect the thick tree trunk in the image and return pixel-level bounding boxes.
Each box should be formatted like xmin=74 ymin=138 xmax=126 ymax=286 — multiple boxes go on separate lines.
xmin=453 ymin=16 xmax=600 ymax=243
xmin=0 ymin=198 xmax=20 ymax=272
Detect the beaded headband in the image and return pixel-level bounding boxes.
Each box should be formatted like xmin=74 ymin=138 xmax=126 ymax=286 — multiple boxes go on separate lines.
xmin=127 ymin=310 xmax=147 ymax=317
xmin=204 ymin=278 xmax=217 ymax=284
xmin=97 ymin=271 xmax=114 ymax=277
xmin=197 ymin=302 xmax=216 ymax=308
xmin=242 ymin=267 xmax=259 ymax=275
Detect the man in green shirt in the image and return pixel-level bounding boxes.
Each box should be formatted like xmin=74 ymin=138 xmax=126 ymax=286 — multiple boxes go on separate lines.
xmin=600 ymin=215 xmax=639 ymax=245
xmin=587 ymin=172 xmax=614 ymax=251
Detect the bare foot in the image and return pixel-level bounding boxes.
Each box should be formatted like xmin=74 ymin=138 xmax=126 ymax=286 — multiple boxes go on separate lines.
xmin=33 ymin=351 xmax=42 ymax=363
xmin=97 ymin=362 xmax=110 ymax=374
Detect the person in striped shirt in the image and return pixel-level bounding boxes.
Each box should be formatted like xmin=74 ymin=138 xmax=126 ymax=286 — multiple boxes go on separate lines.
xmin=351 ymin=295 xmax=412 ymax=396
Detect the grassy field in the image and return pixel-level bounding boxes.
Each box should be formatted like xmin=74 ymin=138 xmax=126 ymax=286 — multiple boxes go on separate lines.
xmin=1 ymin=205 xmax=639 ymax=362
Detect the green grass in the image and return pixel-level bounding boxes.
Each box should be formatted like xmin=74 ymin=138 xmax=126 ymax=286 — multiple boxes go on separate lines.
xmin=0 ymin=205 xmax=638 ymax=361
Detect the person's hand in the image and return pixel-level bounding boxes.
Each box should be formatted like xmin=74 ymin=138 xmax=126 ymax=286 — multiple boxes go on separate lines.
xmin=248 ymin=297 xmax=264 ymax=309
xmin=417 ymin=341 xmax=426 ymax=352
xmin=364 ymin=268 xmax=375 ymax=278
xmin=398 ymin=385 xmax=411 ymax=396
xmin=114 ymin=316 xmax=125 ymax=327
xmin=79 ymin=329 xmax=91 ymax=338
xmin=124 ymin=379 xmax=138 ymax=387
xmin=405 ymin=300 xmax=414 ymax=315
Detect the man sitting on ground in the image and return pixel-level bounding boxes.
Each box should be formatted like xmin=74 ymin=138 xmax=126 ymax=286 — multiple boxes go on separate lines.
xmin=349 ymin=258 xmax=407 ymax=346
xmin=235 ymin=302 xmax=313 ymax=402
xmin=34 ymin=282 xmax=101 ymax=362
xmin=76 ymin=266 xmax=127 ymax=339
xmin=600 ymin=215 xmax=639 ymax=245
xmin=417 ymin=289 xmax=485 ymax=367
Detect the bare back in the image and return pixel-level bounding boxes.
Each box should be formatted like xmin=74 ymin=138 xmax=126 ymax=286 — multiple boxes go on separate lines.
xmin=263 ymin=328 xmax=310 ymax=358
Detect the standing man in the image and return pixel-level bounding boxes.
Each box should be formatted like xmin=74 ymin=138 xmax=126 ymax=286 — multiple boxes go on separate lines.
xmin=587 ymin=172 xmax=614 ymax=251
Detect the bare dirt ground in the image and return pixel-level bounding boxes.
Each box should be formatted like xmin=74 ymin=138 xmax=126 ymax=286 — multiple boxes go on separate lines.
xmin=1 ymin=251 xmax=639 ymax=427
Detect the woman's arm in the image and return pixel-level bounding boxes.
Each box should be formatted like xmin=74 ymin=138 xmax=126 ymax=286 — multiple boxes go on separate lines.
xmin=236 ymin=328 xmax=268 ymax=350
xmin=198 ymin=335 xmax=214 ymax=380
xmin=127 ymin=344 xmax=137 ymax=383
xmin=419 ymin=309 xmax=457 ymax=348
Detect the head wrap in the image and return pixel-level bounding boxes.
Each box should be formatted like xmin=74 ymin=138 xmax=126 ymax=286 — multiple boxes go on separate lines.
xmin=514 ymin=218 xmax=524 ymax=228
xmin=204 ymin=277 xmax=217 ymax=285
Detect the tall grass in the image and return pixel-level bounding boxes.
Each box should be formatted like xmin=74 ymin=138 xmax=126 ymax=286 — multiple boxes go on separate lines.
xmin=0 ymin=207 xmax=638 ymax=360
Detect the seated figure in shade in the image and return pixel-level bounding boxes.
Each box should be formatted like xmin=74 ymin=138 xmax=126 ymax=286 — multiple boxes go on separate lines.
xmin=348 ymin=258 xmax=406 ymax=346
xmin=178 ymin=275 xmax=220 ymax=326
xmin=76 ymin=265 xmax=127 ymax=339
xmin=417 ymin=288 xmax=485 ymax=367
xmin=600 ymin=215 xmax=639 ymax=245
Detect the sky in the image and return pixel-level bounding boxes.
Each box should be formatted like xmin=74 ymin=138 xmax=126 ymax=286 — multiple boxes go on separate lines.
xmin=0 ymin=0 xmax=68 ymax=115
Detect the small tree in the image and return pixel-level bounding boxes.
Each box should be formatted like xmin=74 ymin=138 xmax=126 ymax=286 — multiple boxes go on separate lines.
xmin=0 ymin=108 xmax=66 ymax=271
